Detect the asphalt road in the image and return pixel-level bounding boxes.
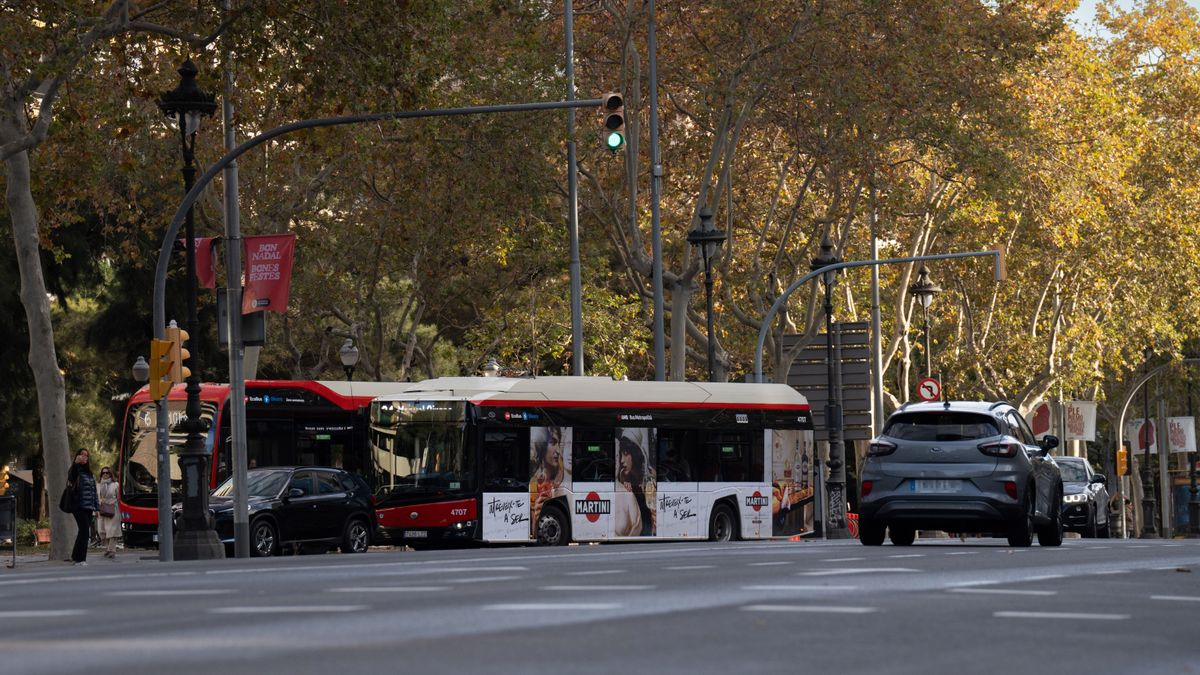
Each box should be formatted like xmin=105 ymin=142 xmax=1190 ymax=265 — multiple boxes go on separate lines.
xmin=2 ymin=537 xmax=1198 ymax=675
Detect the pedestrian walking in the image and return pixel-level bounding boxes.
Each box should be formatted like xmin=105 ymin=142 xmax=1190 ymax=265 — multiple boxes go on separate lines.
xmin=96 ymin=466 xmax=122 ymax=558
xmin=67 ymin=449 xmax=98 ymax=565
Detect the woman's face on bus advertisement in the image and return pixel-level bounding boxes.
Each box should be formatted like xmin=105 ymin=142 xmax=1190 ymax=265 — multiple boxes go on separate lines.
xmin=619 ymin=448 xmax=634 ymax=480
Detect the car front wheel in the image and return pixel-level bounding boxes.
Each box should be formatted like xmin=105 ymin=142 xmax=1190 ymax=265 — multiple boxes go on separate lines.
xmin=859 ymin=518 xmax=885 ymax=546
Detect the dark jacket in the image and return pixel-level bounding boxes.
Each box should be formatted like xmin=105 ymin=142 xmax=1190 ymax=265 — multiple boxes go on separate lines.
xmin=68 ymin=464 xmax=98 ymax=512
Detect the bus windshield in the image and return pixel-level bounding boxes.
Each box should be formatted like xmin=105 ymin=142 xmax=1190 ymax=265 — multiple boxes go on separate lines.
xmin=370 ymin=421 xmax=473 ymax=495
xmin=120 ymin=401 xmax=218 ymax=504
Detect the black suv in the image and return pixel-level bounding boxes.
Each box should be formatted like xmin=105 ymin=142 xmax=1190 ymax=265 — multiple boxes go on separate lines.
xmin=189 ymin=467 xmax=376 ymax=557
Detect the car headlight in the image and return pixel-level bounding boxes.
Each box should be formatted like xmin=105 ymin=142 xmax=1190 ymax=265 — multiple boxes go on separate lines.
xmin=1063 ymin=493 xmax=1090 ymax=504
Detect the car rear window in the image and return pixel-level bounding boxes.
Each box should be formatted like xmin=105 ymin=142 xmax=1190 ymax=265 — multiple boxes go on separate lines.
xmin=883 ymin=412 xmax=1001 ymax=442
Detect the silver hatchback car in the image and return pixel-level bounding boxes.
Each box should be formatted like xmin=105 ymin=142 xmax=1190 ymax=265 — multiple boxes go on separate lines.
xmin=859 ymin=400 xmax=1064 ymax=547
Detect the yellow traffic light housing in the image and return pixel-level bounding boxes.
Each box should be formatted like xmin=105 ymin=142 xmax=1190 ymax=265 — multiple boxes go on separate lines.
xmin=149 ymin=338 xmax=174 ymax=399
xmin=165 ymin=323 xmax=191 ymax=383
xmin=601 ymin=92 xmax=625 ymax=153
xmin=1117 ymin=447 xmax=1128 ymax=476
xmin=0 ymin=465 xmax=9 ymax=495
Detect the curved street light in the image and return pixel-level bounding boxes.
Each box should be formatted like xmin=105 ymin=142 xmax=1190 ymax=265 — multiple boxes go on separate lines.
xmin=339 ymin=338 xmax=360 ymax=381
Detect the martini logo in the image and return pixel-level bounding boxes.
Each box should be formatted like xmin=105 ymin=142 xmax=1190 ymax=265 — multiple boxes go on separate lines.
xmin=575 ymin=491 xmax=611 ymax=522
xmin=745 ymin=491 xmax=769 ymax=512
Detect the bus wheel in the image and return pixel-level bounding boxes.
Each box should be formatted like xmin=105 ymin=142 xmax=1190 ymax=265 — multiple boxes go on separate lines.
xmin=536 ymin=505 xmax=570 ymax=546
xmin=340 ymin=518 xmax=371 ymax=553
xmin=709 ymin=503 xmax=736 ymax=542
xmin=250 ymin=519 xmax=278 ymax=557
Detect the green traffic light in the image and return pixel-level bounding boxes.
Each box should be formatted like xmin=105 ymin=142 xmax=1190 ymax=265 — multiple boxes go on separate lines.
xmin=606 ymin=131 xmax=625 ymax=151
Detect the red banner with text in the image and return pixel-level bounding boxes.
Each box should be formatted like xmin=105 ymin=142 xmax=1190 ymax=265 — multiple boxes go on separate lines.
xmin=242 ymin=234 xmax=296 ymax=314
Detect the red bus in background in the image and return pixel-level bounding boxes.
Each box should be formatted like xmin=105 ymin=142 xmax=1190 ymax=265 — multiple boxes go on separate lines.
xmin=117 ymin=380 xmax=409 ymax=547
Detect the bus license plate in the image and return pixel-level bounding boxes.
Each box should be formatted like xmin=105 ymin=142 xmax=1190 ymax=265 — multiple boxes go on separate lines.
xmin=404 ymin=530 xmax=428 ymax=539
xmin=911 ymin=479 xmax=961 ymax=494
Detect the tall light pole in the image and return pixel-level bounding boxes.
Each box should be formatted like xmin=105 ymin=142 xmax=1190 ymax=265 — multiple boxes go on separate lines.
xmin=158 ymin=59 xmax=223 ymax=560
xmin=907 ymin=265 xmax=942 ymax=379
xmin=686 ymin=207 xmax=726 ymax=382
xmin=1140 ymin=347 xmax=1158 ymax=538
xmin=811 ymin=235 xmax=851 ymax=538
xmin=1189 ymin=376 xmax=1199 ymax=538
xmin=339 ymin=338 xmax=359 ymax=381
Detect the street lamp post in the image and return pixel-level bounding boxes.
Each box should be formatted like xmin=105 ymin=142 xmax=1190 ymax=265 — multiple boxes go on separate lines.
xmin=1140 ymin=347 xmax=1158 ymax=538
xmin=158 ymin=59 xmax=222 ymax=560
xmin=907 ymin=265 xmax=942 ymax=379
xmin=1189 ymin=378 xmax=1199 ymax=538
xmin=339 ymin=338 xmax=359 ymax=381
xmin=811 ymin=235 xmax=852 ymax=539
xmin=481 ymin=359 xmax=502 ymax=378
xmin=686 ymin=207 xmax=726 ymax=382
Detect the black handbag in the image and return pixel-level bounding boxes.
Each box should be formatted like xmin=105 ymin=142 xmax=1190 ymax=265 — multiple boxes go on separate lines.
xmin=58 ymin=483 xmax=75 ymax=514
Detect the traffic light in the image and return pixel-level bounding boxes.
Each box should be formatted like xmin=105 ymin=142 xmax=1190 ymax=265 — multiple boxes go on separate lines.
xmin=149 ymin=337 xmax=174 ymax=399
xmin=165 ymin=321 xmax=191 ymax=383
xmin=601 ymin=92 xmax=625 ymax=153
xmin=0 ymin=465 xmax=9 ymax=495
xmin=1117 ymin=446 xmax=1128 ymax=476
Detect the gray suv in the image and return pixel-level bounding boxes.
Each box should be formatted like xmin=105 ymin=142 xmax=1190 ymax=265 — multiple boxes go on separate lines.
xmin=859 ymin=401 xmax=1064 ymax=547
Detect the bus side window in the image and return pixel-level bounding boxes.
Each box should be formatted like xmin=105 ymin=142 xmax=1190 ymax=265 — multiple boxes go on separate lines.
xmin=482 ymin=429 xmax=529 ymax=492
xmin=572 ymin=428 xmax=614 ymax=482
xmin=656 ymin=430 xmax=694 ymax=482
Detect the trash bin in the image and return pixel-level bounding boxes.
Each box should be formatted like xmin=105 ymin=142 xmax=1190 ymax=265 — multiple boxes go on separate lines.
xmin=0 ymin=495 xmax=15 ymax=567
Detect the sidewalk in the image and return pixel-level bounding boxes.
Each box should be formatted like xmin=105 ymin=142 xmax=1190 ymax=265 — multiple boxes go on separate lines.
xmin=4 ymin=546 xmax=157 ymax=569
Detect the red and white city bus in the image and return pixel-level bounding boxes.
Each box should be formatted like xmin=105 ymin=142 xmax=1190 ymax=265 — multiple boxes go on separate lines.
xmin=369 ymin=376 xmax=816 ymax=547
xmin=117 ymin=380 xmax=409 ymax=546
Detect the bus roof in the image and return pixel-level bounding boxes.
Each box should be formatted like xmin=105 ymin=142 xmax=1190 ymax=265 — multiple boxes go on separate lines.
xmin=374 ymin=376 xmax=810 ymax=409
xmin=128 ymin=380 xmax=415 ymax=409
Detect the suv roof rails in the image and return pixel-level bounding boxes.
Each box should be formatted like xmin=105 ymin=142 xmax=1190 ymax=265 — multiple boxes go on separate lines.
xmin=988 ymin=400 xmax=1011 ymax=410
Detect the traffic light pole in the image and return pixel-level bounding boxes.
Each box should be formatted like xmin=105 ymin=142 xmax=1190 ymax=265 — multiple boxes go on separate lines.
xmin=150 ymin=99 xmax=606 ymax=556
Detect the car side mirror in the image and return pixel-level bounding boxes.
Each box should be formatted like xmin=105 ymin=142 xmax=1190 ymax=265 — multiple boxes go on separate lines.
xmin=287 ymin=488 xmax=304 ymax=499
xmin=1039 ymin=435 xmax=1060 ymax=452
xmin=1091 ymin=474 xmax=1107 ymax=485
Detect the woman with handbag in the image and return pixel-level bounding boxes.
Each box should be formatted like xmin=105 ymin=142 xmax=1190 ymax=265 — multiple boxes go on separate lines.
xmin=96 ymin=466 xmax=121 ymax=559
xmin=66 ymin=449 xmax=98 ymax=566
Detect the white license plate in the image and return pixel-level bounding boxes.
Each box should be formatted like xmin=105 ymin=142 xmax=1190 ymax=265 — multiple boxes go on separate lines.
xmin=404 ymin=530 xmax=428 ymax=539
xmin=152 ymin=534 xmax=159 ymax=543
xmin=911 ymin=479 xmax=961 ymax=494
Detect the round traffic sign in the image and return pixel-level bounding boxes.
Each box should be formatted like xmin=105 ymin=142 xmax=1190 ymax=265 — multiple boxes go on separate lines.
xmin=916 ymin=377 xmax=941 ymax=402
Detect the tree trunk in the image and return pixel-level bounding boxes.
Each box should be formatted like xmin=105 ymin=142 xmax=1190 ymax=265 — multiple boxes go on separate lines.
xmin=2 ymin=105 xmax=73 ymax=562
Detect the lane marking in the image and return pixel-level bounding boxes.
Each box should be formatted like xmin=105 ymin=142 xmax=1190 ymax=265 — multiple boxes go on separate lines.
xmin=822 ymin=557 xmax=864 ymax=562
xmin=105 ymin=590 xmax=232 ymax=597
xmin=1151 ymin=595 xmax=1200 ymax=602
xmin=948 ymin=588 xmax=1057 ymax=596
xmin=565 ymin=570 xmax=625 ymax=576
xmin=1023 ymin=574 xmax=1066 ymax=581
xmin=541 ymin=585 xmax=655 ymax=591
xmin=742 ymin=605 xmax=876 ymax=614
xmin=749 ymin=562 xmax=791 ymax=567
xmin=1092 ymin=570 xmax=1130 ymax=575
xmin=742 ymin=585 xmax=857 ymax=591
xmin=945 ymin=552 xmax=979 ymax=556
xmin=209 ymin=605 xmax=366 ymax=614
xmin=1129 ymin=545 xmax=1151 ymax=549
xmin=328 ymin=586 xmax=449 ymax=593
xmin=665 ymin=565 xmax=714 ymax=571
xmin=798 ymin=568 xmax=919 ymax=576
xmin=485 ymin=603 xmax=619 ymax=611
xmin=994 ymin=611 xmax=1128 ymax=620
xmin=447 ymin=575 xmax=522 ymax=584
xmin=1085 ymin=546 xmax=1112 ymax=550
xmin=887 ymin=554 xmax=926 ymax=559
xmin=0 ymin=610 xmax=87 ymax=618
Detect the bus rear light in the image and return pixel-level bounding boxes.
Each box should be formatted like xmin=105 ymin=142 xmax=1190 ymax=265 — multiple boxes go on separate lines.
xmin=1004 ymin=481 xmax=1018 ymax=499
xmin=861 ymin=480 xmax=873 ymax=497
xmin=978 ymin=440 xmax=1019 ymax=457
xmin=868 ymin=440 xmax=897 ymax=457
